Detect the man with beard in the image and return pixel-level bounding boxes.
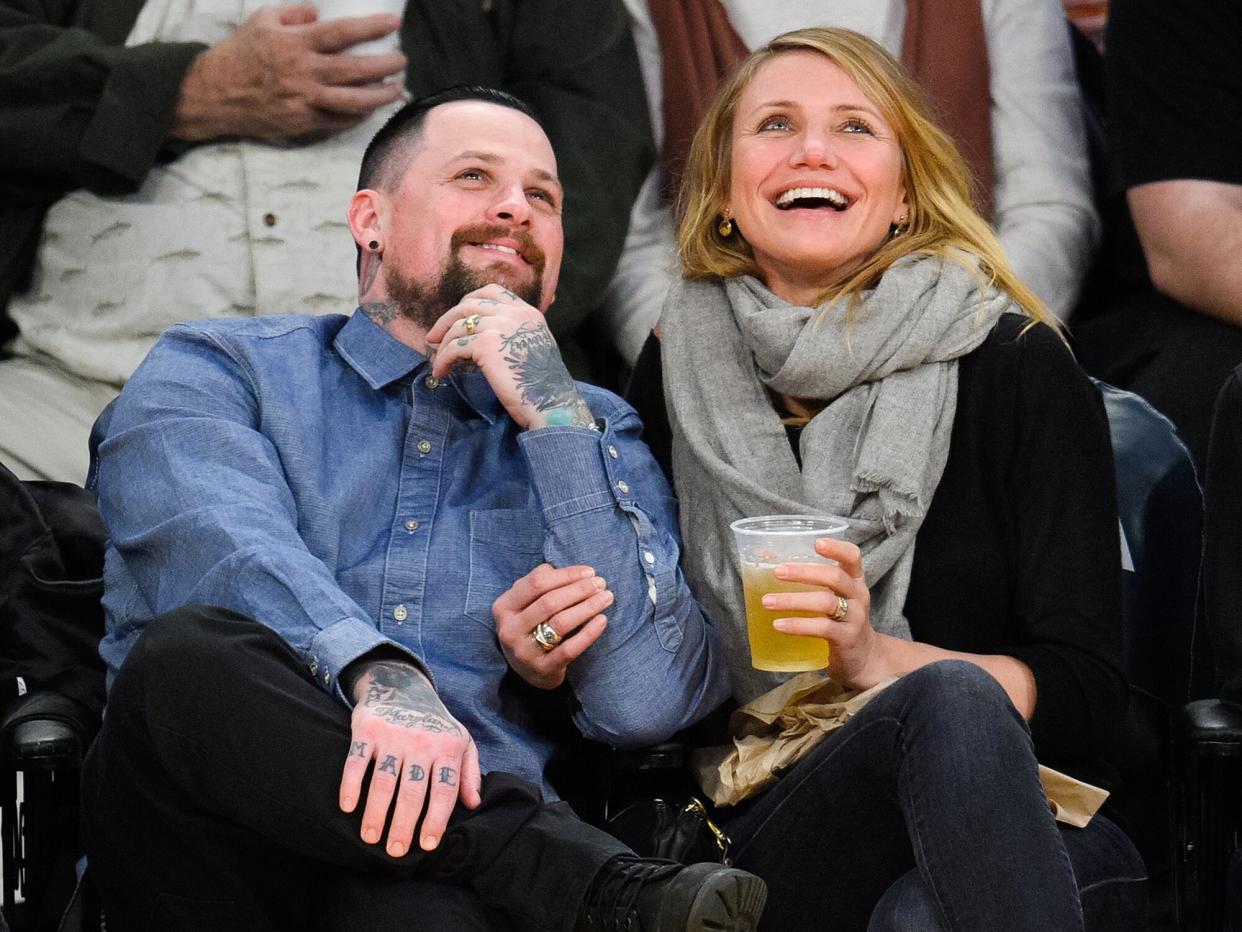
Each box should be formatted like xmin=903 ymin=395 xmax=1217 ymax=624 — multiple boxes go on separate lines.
xmin=79 ymin=86 xmax=763 ymax=931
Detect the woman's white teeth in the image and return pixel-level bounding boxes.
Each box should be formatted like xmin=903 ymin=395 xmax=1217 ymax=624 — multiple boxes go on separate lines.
xmin=478 ymin=243 xmax=519 ymax=255
xmin=775 ymin=187 xmax=849 ymax=210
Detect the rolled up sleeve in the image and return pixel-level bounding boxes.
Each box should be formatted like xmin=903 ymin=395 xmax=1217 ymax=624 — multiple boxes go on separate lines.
xmin=517 ymin=392 xmax=730 ymax=747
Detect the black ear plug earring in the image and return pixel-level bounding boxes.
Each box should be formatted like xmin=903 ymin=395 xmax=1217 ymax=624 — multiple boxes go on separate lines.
xmin=368 ymin=240 xmax=380 ymax=251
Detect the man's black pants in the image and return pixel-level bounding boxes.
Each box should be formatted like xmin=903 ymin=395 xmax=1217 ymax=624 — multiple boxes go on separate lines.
xmin=82 ymin=606 xmax=628 ymax=931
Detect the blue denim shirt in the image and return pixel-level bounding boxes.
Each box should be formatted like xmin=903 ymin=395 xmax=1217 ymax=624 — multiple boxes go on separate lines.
xmin=95 ymin=310 xmax=729 ymax=793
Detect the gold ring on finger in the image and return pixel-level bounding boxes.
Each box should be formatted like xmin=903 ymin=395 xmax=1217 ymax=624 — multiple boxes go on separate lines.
xmin=532 ymin=621 xmax=562 ymax=652
xmin=830 ymin=595 xmax=849 ymax=621
xmin=464 ymin=314 xmax=482 ymax=336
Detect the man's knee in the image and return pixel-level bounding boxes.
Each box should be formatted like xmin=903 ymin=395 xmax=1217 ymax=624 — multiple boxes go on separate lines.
xmin=112 ymin=605 xmax=288 ymax=711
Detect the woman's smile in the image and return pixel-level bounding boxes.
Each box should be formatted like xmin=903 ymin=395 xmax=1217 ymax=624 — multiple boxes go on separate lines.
xmin=727 ymin=50 xmax=908 ymax=305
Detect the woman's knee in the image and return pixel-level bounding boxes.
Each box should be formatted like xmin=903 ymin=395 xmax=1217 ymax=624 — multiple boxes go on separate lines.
xmin=889 ymin=661 xmax=1032 ymax=761
xmin=898 ymin=661 xmax=1016 ymax=719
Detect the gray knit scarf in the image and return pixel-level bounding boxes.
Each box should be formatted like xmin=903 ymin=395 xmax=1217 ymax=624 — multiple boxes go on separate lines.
xmin=662 ymin=253 xmax=1010 ymax=702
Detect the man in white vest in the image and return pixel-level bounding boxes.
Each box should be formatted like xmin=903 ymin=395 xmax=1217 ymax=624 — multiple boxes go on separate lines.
xmin=0 ymin=0 xmax=653 ymax=482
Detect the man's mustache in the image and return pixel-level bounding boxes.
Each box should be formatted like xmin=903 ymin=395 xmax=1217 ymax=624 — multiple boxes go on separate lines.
xmin=450 ymin=224 xmax=545 ymax=272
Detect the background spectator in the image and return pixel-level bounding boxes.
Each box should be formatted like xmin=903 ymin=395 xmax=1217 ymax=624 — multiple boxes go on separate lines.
xmin=1072 ymin=0 xmax=1242 ymax=471
xmin=0 ymin=0 xmax=653 ymax=482
xmin=601 ymin=0 xmax=1098 ymax=367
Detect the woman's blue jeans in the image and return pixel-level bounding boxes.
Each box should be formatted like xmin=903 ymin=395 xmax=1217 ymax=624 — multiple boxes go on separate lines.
xmin=717 ymin=660 xmax=1148 ymax=932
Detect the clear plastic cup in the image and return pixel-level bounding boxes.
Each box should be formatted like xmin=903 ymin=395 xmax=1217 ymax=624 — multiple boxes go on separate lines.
xmin=729 ymin=514 xmax=849 ymax=672
xmin=315 ymin=0 xmax=402 ymax=56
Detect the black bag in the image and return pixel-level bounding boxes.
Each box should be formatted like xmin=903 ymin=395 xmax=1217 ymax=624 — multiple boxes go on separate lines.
xmin=605 ymin=797 xmax=733 ymax=865
xmin=0 ymin=464 xmax=107 ymax=741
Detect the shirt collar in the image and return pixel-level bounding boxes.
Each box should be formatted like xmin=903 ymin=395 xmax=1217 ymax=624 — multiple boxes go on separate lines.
xmin=335 ymin=309 xmax=424 ymax=389
xmin=334 ymin=309 xmax=503 ymax=423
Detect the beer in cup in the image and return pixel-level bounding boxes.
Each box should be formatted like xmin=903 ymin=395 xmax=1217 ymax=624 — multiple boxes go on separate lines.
xmin=729 ymin=515 xmax=849 ymax=672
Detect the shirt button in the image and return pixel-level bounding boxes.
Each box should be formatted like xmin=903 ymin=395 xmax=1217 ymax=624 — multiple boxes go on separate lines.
xmin=262 ymin=212 xmax=277 ymax=227
xmin=616 ymin=480 xmax=629 ymax=494
xmin=607 ymin=445 xmax=619 ymax=459
xmin=404 ymin=519 xmax=419 ymax=532
xmin=323 ymin=670 xmax=331 ymax=685
xmin=393 ymin=604 xmax=408 ymax=622
xmin=417 ymin=439 xmax=432 ymax=455
xmin=643 ymin=550 xmax=656 ymax=565
xmin=425 ymin=376 xmax=439 ymax=390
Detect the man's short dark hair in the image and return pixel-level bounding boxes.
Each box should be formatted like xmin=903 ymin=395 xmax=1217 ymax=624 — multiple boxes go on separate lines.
xmin=357 ymin=85 xmax=543 ymax=193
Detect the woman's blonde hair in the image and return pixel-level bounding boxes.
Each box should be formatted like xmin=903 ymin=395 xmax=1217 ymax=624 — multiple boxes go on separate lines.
xmin=676 ymin=26 xmax=1055 ymax=327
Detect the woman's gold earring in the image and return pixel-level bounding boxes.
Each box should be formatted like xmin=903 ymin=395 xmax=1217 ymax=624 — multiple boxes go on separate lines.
xmin=889 ymin=214 xmax=909 ymax=239
xmin=718 ymin=216 xmax=734 ymax=237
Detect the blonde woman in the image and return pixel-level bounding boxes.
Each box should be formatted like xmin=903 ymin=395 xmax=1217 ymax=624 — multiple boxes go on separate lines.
xmin=624 ymin=27 xmax=1147 ymax=932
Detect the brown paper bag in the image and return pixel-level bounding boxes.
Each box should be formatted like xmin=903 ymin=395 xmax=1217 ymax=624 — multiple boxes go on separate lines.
xmin=692 ymin=672 xmax=1109 ymax=826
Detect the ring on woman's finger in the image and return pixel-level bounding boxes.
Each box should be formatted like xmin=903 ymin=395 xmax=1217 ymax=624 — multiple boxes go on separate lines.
xmin=531 ymin=621 xmax=562 ymax=652
xmin=464 ymin=314 xmax=482 ymax=336
xmin=830 ymin=595 xmax=849 ymax=621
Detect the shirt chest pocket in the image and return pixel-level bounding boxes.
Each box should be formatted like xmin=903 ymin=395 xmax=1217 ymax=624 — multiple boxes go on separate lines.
xmin=464 ymin=508 xmax=546 ymax=628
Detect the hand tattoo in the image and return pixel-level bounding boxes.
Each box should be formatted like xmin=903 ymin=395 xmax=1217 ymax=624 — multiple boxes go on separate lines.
xmin=499 ymin=323 xmax=593 ymax=426
xmin=378 ymin=754 xmax=399 ymax=776
xmin=438 ymin=767 xmax=457 ymax=786
xmin=359 ymin=662 xmax=462 ymax=736
xmin=350 ymin=741 xmax=369 ymax=758
xmin=408 ymin=764 xmax=426 ymax=783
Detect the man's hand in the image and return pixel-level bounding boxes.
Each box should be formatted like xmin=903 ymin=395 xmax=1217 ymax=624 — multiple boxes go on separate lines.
xmin=425 ymin=284 xmax=595 ymax=430
xmin=172 ymin=5 xmax=406 ymax=143
xmin=493 ymin=564 xmax=612 ymax=689
xmin=339 ymin=661 xmax=481 ymax=856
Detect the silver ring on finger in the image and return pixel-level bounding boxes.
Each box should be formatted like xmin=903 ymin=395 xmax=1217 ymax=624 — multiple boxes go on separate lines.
xmin=463 ymin=314 xmax=482 ymax=336
xmin=830 ymin=595 xmax=849 ymax=621
xmin=532 ymin=621 xmax=562 ymax=652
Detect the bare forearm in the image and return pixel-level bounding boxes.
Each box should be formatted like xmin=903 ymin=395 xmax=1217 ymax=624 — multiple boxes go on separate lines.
xmin=1129 ymin=180 xmax=1242 ymax=326
xmin=865 ymin=634 xmax=1037 ymax=720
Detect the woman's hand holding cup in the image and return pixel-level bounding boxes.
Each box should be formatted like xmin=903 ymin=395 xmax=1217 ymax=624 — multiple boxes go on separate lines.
xmin=765 ymin=537 xmax=888 ymax=690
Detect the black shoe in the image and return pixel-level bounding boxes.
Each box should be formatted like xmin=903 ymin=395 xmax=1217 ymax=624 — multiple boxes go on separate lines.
xmin=574 ymin=856 xmax=767 ymax=931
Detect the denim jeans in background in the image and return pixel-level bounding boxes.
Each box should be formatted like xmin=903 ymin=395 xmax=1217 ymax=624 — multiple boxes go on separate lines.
xmin=719 ymin=661 xmax=1148 ymax=932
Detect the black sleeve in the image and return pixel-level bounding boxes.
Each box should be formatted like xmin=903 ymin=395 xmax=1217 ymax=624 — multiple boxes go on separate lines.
xmin=505 ymin=0 xmax=656 ymax=339
xmin=0 ymin=0 xmax=205 ymax=201
xmin=623 ymin=333 xmax=672 ymax=484
xmin=911 ymin=318 xmax=1126 ymax=772
xmin=1105 ymin=0 xmax=1242 ymax=190
xmin=1001 ymin=324 xmax=1126 ymax=765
